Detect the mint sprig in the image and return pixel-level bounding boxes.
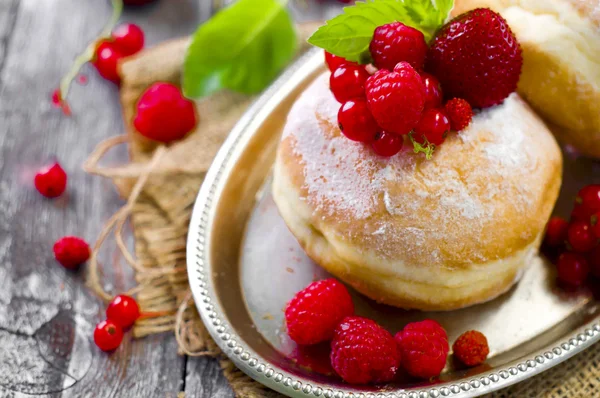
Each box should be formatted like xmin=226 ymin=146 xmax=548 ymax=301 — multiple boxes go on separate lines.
xmin=183 ymin=0 xmax=297 ymax=99
xmin=308 ymin=0 xmax=453 ymax=63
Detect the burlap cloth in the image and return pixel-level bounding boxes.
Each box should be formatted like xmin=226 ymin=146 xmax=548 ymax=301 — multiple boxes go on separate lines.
xmin=82 ymin=23 xmax=600 ymax=398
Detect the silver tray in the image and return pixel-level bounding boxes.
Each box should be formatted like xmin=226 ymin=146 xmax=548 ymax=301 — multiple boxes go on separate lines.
xmin=186 ymin=48 xmax=600 ymax=398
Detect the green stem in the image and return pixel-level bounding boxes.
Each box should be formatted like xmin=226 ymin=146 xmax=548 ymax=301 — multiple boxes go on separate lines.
xmin=58 ymin=0 xmax=123 ymax=102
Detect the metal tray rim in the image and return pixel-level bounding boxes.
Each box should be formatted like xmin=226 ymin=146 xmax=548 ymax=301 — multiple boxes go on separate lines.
xmin=186 ymin=48 xmax=600 ymax=398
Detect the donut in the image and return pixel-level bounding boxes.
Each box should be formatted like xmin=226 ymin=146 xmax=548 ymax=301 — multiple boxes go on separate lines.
xmin=272 ymin=73 xmax=562 ymax=311
xmin=452 ymin=0 xmax=600 ymax=158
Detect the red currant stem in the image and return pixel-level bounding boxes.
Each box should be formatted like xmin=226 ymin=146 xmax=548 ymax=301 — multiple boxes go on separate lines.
xmin=138 ymin=310 xmax=177 ymax=320
xmin=591 ymin=215 xmax=598 ymax=226
xmin=58 ymin=0 xmax=123 ymax=105
xmin=409 ymin=132 xmax=435 ymax=160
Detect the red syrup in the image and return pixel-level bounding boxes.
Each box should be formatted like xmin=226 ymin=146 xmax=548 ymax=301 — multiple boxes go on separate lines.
xmin=76 ymin=74 xmax=88 ymax=85
xmin=288 ymin=343 xmax=337 ymax=377
xmin=51 ymin=89 xmax=72 ymax=116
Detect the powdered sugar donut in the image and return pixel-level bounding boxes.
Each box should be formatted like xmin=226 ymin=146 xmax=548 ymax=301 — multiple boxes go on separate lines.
xmin=272 ymin=73 xmax=562 ymax=311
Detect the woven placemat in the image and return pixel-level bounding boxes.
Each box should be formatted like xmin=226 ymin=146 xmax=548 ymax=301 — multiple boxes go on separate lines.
xmin=83 ymin=24 xmax=600 ymax=398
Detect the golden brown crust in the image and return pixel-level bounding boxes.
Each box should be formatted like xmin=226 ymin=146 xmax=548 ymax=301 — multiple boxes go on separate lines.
xmin=452 ymin=0 xmax=600 ymax=158
xmin=272 ymin=74 xmax=562 ymax=310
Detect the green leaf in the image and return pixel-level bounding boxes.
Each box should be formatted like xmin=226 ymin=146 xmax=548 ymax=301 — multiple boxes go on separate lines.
xmin=183 ymin=0 xmax=297 ymax=99
xmin=308 ymin=0 xmax=454 ymax=63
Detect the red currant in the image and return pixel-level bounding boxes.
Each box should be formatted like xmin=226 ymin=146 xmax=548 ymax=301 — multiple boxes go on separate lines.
xmin=106 ymin=295 xmax=140 ymax=328
xmin=35 ymin=162 xmax=67 ymax=198
xmin=111 ymin=23 xmax=145 ymax=56
xmin=568 ymin=220 xmax=597 ymax=252
xmin=371 ymin=131 xmax=403 ymax=157
xmin=324 ymin=51 xmax=356 ymax=72
xmin=93 ymin=41 xmax=123 ymax=84
xmin=53 ymin=236 xmax=90 ymax=270
xmin=413 ymin=108 xmax=450 ymax=146
xmin=94 ymin=319 xmax=124 ymax=352
xmin=134 ymin=82 xmax=198 ymax=143
xmin=589 ymin=245 xmax=600 ymax=278
xmin=571 ymin=204 xmax=589 ymax=222
xmin=557 ymin=252 xmax=589 ymax=286
xmin=592 ymin=212 xmax=600 ymax=238
xmin=330 ymin=64 xmax=369 ymax=103
xmin=420 ymin=72 xmax=443 ymax=110
xmin=576 ymin=185 xmax=600 ymax=220
xmin=544 ymin=216 xmax=569 ymax=247
xmin=337 ymin=99 xmax=379 ymax=142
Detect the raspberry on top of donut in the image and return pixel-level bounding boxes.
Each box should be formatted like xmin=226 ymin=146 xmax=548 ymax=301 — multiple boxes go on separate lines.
xmin=308 ymin=0 xmax=522 ymax=159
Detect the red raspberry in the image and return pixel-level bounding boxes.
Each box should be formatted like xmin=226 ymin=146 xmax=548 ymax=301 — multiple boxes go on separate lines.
xmin=557 ymin=252 xmax=589 ymax=287
xmin=426 ymin=8 xmax=523 ymax=108
xmin=324 ymin=51 xmax=356 ymax=72
xmin=544 ymin=216 xmax=569 ymax=247
xmin=330 ymin=316 xmax=400 ymax=384
xmin=107 ymin=295 xmax=140 ymax=329
xmin=93 ymin=41 xmax=124 ymax=84
xmin=53 ymin=236 xmax=90 ymax=270
xmin=369 ymin=22 xmax=427 ymax=71
xmin=111 ymin=23 xmax=145 ymax=56
xmin=94 ymin=319 xmax=124 ymax=352
xmin=421 ymin=72 xmax=443 ymax=110
xmin=365 ymin=63 xmax=425 ymax=135
xmin=568 ymin=220 xmax=597 ymax=252
xmin=330 ymin=64 xmax=369 ymax=103
xmin=337 ymin=99 xmax=379 ymax=143
xmin=576 ymin=185 xmax=600 ymax=220
xmin=396 ymin=319 xmax=449 ymax=379
xmin=371 ymin=131 xmax=403 ymax=157
xmin=34 ymin=162 xmax=67 ymax=198
xmin=452 ymin=330 xmax=489 ymax=367
xmin=589 ymin=246 xmax=600 ymax=278
xmin=285 ymin=279 xmax=354 ymax=345
xmin=413 ymin=108 xmax=451 ymax=146
xmin=444 ymin=98 xmax=473 ymax=131
xmin=134 ymin=82 xmax=198 ymax=143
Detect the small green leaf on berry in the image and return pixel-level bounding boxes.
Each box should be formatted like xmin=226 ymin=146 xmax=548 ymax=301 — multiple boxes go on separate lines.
xmin=409 ymin=132 xmax=435 ymax=160
xmin=308 ymin=0 xmax=454 ymax=63
xmin=183 ymin=0 xmax=297 ymax=98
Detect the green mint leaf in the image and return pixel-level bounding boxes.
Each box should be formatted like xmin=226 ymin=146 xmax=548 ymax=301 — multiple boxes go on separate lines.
xmin=308 ymin=0 xmax=454 ymax=63
xmin=183 ymin=0 xmax=297 ymax=99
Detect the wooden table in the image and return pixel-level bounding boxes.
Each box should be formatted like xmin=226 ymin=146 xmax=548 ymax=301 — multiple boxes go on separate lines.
xmin=0 ymin=1 xmax=340 ymax=396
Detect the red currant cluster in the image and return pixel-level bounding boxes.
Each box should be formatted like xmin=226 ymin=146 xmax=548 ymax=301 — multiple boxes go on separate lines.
xmin=93 ymin=23 xmax=145 ymax=85
xmin=284 ymin=278 xmax=489 ymax=385
xmin=94 ymin=295 xmax=141 ymax=352
xmin=326 ymin=22 xmax=473 ymax=158
xmin=544 ymin=184 xmax=600 ymax=287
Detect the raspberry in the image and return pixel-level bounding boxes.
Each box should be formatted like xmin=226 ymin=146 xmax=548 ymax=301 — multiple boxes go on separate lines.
xmin=134 ymin=82 xmax=198 ymax=143
xmin=330 ymin=64 xmax=369 ymax=103
xmin=337 ymin=99 xmax=379 ymax=143
xmin=330 ymin=316 xmax=400 ymax=384
xmin=544 ymin=216 xmax=569 ymax=247
xmin=371 ymin=131 xmax=403 ymax=157
xmin=420 ymin=72 xmax=443 ymax=110
xmin=324 ymin=51 xmax=356 ymax=72
xmin=413 ymin=108 xmax=451 ymax=146
xmin=93 ymin=41 xmax=124 ymax=84
xmin=444 ymin=98 xmax=473 ymax=131
xmin=369 ymin=22 xmax=427 ymax=71
xmin=285 ymin=279 xmax=354 ymax=345
xmin=426 ymin=8 xmax=523 ymax=108
xmin=452 ymin=330 xmax=489 ymax=366
xmin=568 ymin=220 xmax=597 ymax=252
xmin=557 ymin=252 xmax=589 ymax=287
xmin=94 ymin=320 xmax=124 ymax=352
xmin=589 ymin=246 xmax=600 ymax=278
xmin=576 ymin=185 xmax=600 ymax=220
xmin=111 ymin=23 xmax=145 ymax=56
xmin=53 ymin=236 xmax=90 ymax=270
xmin=107 ymin=295 xmax=140 ymax=328
xmin=34 ymin=162 xmax=67 ymax=198
xmin=365 ymin=63 xmax=425 ymax=135
xmin=396 ymin=319 xmax=449 ymax=379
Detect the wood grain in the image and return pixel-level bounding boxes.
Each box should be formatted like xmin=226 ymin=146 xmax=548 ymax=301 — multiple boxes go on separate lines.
xmin=0 ymin=0 xmax=338 ymax=396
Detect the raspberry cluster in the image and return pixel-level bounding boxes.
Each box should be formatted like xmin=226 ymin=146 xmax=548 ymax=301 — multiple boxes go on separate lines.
xmin=326 ymin=7 xmax=521 ymax=159
xmin=284 ymin=278 xmax=490 ymax=385
xmin=544 ymin=184 xmax=600 ymax=287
